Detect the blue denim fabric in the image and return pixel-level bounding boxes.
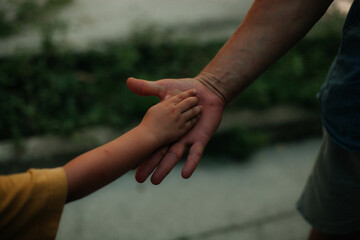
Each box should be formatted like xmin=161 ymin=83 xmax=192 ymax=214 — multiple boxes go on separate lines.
xmin=297 ymin=128 xmax=360 ymax=234
xmin=320 ymin=0 xmax=360 ymax=153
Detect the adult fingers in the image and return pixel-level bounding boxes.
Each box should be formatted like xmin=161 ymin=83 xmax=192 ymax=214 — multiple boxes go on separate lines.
xmin=181 ymin=142 xmax=205 ymax=179
xmin=150 ymin=143 xmax=187 ymax=185
xmin=135 ymin=146 xmax=168 ymax=183
xmin=127 ymin=77 xmax=165 ymax=98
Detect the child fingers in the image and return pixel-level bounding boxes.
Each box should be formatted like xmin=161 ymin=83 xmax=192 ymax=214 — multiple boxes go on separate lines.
xmin=184 ymin=115 xmax=201 ymax=130
xmin=182 ymin=105 xmax=202 ymax=121
xmin=177 ymin=96 xmax=199 ymax=113
xmin=167 ymin=89 xmax=197 ymax=105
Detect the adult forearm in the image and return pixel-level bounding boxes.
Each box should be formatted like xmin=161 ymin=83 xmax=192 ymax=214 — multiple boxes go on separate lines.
xmin=198 ymin=0 xmax=333 ymax=102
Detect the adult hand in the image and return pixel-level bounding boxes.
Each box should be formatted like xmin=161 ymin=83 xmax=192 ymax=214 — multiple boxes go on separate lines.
xmin=127 ymin=76 xmax=225 ymax=184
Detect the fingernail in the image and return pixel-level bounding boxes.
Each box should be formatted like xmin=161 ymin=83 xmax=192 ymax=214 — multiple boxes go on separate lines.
xmin=192 ymin=89 xmax=197 ymax=94
xmin=164 ymin=95 xmax=170 ymax=100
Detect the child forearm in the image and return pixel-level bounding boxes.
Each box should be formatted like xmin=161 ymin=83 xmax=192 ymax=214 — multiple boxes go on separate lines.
xmin=64 ymin=126 xmax=159 ymax=202
xmin=63 ymin=89 xmax=201 ymax=202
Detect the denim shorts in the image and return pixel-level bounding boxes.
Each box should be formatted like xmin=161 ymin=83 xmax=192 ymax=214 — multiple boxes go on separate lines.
xmin=297 ymin=128 xmax=360 ymax=234
xmin=320 ymin=0 xmax=360 ymax=153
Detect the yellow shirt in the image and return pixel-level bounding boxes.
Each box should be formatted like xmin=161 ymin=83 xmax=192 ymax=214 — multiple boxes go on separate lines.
xmin=0 ymin=168 xmax=67 ymax=240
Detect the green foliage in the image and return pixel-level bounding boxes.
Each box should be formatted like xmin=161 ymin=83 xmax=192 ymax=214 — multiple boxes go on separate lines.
xmin=0 ymin=0 xmax=73 ymax=37
xmin=0 ymin=19 xmax=342 ymax=157
xmin=207 ymin=127 xmax=270 ymax=160
xmin=0 ymin=29 xmax=220 ymax=141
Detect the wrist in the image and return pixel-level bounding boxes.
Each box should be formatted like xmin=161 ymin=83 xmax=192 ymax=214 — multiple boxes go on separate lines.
xmin=136 ymin=124 xmax=165 ymax=148
xmin=195 ymin=72 xmax=229 ymax=104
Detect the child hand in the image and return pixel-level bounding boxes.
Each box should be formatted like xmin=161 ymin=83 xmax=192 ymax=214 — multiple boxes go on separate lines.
xmin=140 ymin=89 xmax=202 ymax=145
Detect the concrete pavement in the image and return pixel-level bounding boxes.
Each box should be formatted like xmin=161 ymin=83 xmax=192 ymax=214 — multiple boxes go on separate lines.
xmin=56 ymin=138 xmax=321 ymax=240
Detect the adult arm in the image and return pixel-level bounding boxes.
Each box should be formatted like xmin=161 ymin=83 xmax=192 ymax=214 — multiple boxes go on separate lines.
xmin=199 ymin=0 xmax=334 ymax=102
xmin=130 ymin=0 xmax=333 ymax=184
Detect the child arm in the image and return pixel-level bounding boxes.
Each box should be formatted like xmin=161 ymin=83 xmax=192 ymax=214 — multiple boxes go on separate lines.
xmin=63 ymin=89 xmax=202 ymax=202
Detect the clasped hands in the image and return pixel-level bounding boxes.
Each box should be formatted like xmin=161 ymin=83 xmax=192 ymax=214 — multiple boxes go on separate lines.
xmin=127 ymin=75 xmax=225 ymax=184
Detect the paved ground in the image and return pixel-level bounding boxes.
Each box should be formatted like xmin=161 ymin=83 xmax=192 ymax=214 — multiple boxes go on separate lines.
xmin=56 ymin=138 xmax=322 ymax=240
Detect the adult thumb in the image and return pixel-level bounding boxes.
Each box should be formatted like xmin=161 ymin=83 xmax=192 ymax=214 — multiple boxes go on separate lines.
xmin=126 ymin=77 xmax=164 ymax=97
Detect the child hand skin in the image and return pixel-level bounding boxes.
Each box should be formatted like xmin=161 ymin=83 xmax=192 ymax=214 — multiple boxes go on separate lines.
xmin=64 ymin=89 xmax=202 ymax=202
xmin=140 ymin=89 xmax=202 ymax=145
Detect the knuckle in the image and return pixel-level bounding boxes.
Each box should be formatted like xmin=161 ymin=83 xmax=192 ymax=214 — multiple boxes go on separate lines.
xmin=174 ymin=114 xmax=181 ymax=122
xmin=195 ymin=106 xmax=202 ymax=114
xmin=185 ymin=121 xmax=192 ymax=129
xmin=178 ymin=93 xmax=187 ymax=100
xmin=192 ymin=107 xmax=198 ymax=114
xmin=190 ymin=150 xmax=202 ymax=160
xmin=188 ymin=96 xmax=198 ymax=104
xmin=147 ymin=106 xmax=155 ymax=114
xmin=170 ymin=105 xmax=178 ymax=114
xmin=180 ymin=91 xmax=189 ymax=97
xmin=192 ymin=116 xmax=200 ymax=123
xmin=168 ymin=149 xmax=181 ymax=160
xmin=169 ymin=110 xmax=181 ymax=121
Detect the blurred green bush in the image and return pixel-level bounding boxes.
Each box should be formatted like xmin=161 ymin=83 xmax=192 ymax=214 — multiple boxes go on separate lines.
xmin=207 ymin=127 xmax=270 ymax=159
xmin=0 ymin=0 xmax=72 ymax=36
xmin=0 ymin=14 xmax=342 ymax=160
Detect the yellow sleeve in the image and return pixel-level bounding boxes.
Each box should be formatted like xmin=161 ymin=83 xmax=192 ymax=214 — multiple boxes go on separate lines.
xmin=0 ymin=167 xmax=68 ymax=240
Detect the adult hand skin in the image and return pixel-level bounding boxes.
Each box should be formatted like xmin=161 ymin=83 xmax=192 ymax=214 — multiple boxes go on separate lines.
xmin=128 ymin=0 xmax=333 ymax=185
xmin=127 ymin=75 xmax=225 ymax=184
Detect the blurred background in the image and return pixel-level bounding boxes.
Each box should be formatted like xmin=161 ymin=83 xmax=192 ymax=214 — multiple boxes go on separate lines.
xmin=0 ymin=0 xmax=353 ymax=239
